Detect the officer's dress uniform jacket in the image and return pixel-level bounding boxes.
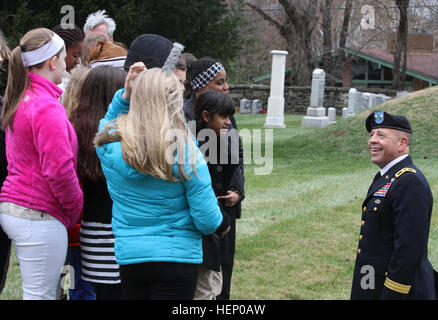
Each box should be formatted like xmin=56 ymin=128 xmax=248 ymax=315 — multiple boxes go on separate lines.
xmin=351 ymin=155 xmax=436 ymax=299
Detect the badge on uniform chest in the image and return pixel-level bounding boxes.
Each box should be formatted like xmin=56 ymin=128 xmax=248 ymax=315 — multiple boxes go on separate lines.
xmin=374 ymin=182 xmax=392 ymax=197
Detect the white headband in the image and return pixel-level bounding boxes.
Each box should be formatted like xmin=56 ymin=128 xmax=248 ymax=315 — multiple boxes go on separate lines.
xmin=21 ymin=33 xmax=65 ymax=67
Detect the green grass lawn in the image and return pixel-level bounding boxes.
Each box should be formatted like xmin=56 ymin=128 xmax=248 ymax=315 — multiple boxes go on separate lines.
xmin=1 ymin=87 xmax=438 ymax=300
xmin=231 ymin=86 xmax=438 ymax=300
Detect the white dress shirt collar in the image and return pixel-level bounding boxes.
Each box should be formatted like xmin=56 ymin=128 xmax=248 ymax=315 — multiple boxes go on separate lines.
xmin=380 ymin=154 xmax=409 ymax=176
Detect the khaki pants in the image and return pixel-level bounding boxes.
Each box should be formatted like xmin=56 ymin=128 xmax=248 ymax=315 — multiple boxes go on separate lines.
xmin=194 ymin=266 xmax=222 ymax=300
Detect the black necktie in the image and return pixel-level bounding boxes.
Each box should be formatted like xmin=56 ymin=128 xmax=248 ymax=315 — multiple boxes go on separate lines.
xmin=367 ymin=171 xmax=381 ymax=195
xmin=372 ymin=171 xmax=381 ymax=184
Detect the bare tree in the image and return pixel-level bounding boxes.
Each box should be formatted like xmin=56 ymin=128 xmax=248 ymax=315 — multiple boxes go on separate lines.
xmin=246 ymin=0 xmax=320 ymax=85
xmin=333 ymin=0 xmax=353 ymax=83
xmin=321 ymin=0 xmax=334 ymax=84
xmin=247 ymin=0 xmax=357 ymax=86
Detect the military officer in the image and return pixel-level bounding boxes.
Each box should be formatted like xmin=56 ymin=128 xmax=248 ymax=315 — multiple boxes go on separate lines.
xmin=350 ymin=111 xmax=436 ymax=300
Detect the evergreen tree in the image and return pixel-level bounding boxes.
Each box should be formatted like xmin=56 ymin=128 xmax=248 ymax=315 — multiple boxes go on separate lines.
xmin=0 ymin=0 xmax=243 ymax=92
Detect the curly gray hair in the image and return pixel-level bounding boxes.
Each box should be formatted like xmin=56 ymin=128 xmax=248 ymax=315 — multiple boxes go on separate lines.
xmin=83 ymin=10 xmax=116 ymax=40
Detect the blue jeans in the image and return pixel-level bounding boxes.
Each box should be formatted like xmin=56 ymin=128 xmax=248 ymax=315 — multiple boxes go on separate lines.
xmin=67 ymin=246 xmax=96 ymax=300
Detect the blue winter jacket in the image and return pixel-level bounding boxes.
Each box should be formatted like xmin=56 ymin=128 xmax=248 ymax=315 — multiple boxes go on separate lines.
xmin=96 ymin=89 xmax=223 ymax=265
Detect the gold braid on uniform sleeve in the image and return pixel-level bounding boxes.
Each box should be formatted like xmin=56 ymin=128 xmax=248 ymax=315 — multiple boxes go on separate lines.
xmin=384 ymin=277 xmax=412 ymax=294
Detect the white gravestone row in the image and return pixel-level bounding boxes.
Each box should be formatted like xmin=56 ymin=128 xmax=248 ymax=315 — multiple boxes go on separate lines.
xmin=254 ymin=65 xmax=407 ymax=125
xmin=343 ymin=89 xmax=392 ymax=119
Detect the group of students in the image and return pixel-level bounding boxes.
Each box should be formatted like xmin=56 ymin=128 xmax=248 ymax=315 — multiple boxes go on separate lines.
xmin=0 ymin=9 xmax=244 ymax=300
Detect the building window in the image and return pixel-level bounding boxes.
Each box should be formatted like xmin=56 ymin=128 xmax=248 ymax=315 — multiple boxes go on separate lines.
xmin=368 ymin=61 xmax=381 ymax=80
xmin=383 ymin=66 xmax=393 ymax=81
xmin=351 ymin=57 xmax=366 ymax=80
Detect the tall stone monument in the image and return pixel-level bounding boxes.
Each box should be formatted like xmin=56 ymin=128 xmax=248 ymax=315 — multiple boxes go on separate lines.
xmin=264 ymin=50 xmax=288 ymax=128
xmin=301 ymin=69 xmax=330 ymax=127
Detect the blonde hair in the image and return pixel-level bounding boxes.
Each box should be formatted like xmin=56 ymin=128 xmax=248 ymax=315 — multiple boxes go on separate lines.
xmin=61 ymin=66 xmax=90 ymax=119
xmin=96 ymin=68 xmax=196 ymax=181
xmin=2 ymin=28 xmax=62 ymax=130
xmin=0 ymin=30 xmax=11 ymax=66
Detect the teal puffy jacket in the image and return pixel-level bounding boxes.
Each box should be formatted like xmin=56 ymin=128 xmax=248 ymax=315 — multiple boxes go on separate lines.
xmin=96 ymin=89 xmax=223 ymax=265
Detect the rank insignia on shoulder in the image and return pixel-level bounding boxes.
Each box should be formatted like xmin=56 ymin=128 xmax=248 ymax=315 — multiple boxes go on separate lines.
xmin=374 ymin=182 xmax=392 ymax=197
xmin=395 ymin=168 xmax=416 ymax=178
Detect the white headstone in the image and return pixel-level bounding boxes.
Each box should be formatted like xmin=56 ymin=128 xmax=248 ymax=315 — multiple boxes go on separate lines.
xmin=342 ymin=108 xmax=349 ymax=119
xmin=252 ymin=99 xmax=262 ymax=114
xmin=368 ymin=93 xmax=377 ymax=108
xmin=264 ymin=50 xmax=288 ymax=128
xmin=381 ymin=95 xmax=391 ymax=103
xmin=240 ymin=98 xmax=251 ymax=114
xmin=375 ymin=95 xmax=384 ymax=105
xmin=396 ymin=91 xmax=409 ymax=98
xmin=347 ymin=88 xmax=357 ymax=115
xmin=301 ymin=69 xmax=330 ymax=127
xmin=310 ymin=69 xmax=326 ymax=108
xmin=362 ymin=93 xmax=372 ymax=110
xmin=353 ymin=91 xmax=364 ymax=114
xmin=328 ymin=108 xmax=336 ymax=122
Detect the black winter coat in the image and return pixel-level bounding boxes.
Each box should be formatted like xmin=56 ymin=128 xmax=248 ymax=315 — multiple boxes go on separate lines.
xmin=196 ymin=129 xmax=244 ymax=271
xmin=184 ymin=94 xmax=245 ymax=217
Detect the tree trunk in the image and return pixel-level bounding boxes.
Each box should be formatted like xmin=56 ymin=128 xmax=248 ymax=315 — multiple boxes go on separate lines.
xmin=247 ymin=0 xmax=345 ymax=86
xmin=393 ymin=0 xmax=410 ymax=90
xmin=392 ymin=34 xmax=402 ymax=90
xmin=400 ymin=2 xmax=409 ymax=89
xmin=334 ymin=0 xmax=353 ymax=84
xmin=279 ymin=0 xmax=319 ymax=85
xmin=321 ymin=0 xmax=334 ymax=85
